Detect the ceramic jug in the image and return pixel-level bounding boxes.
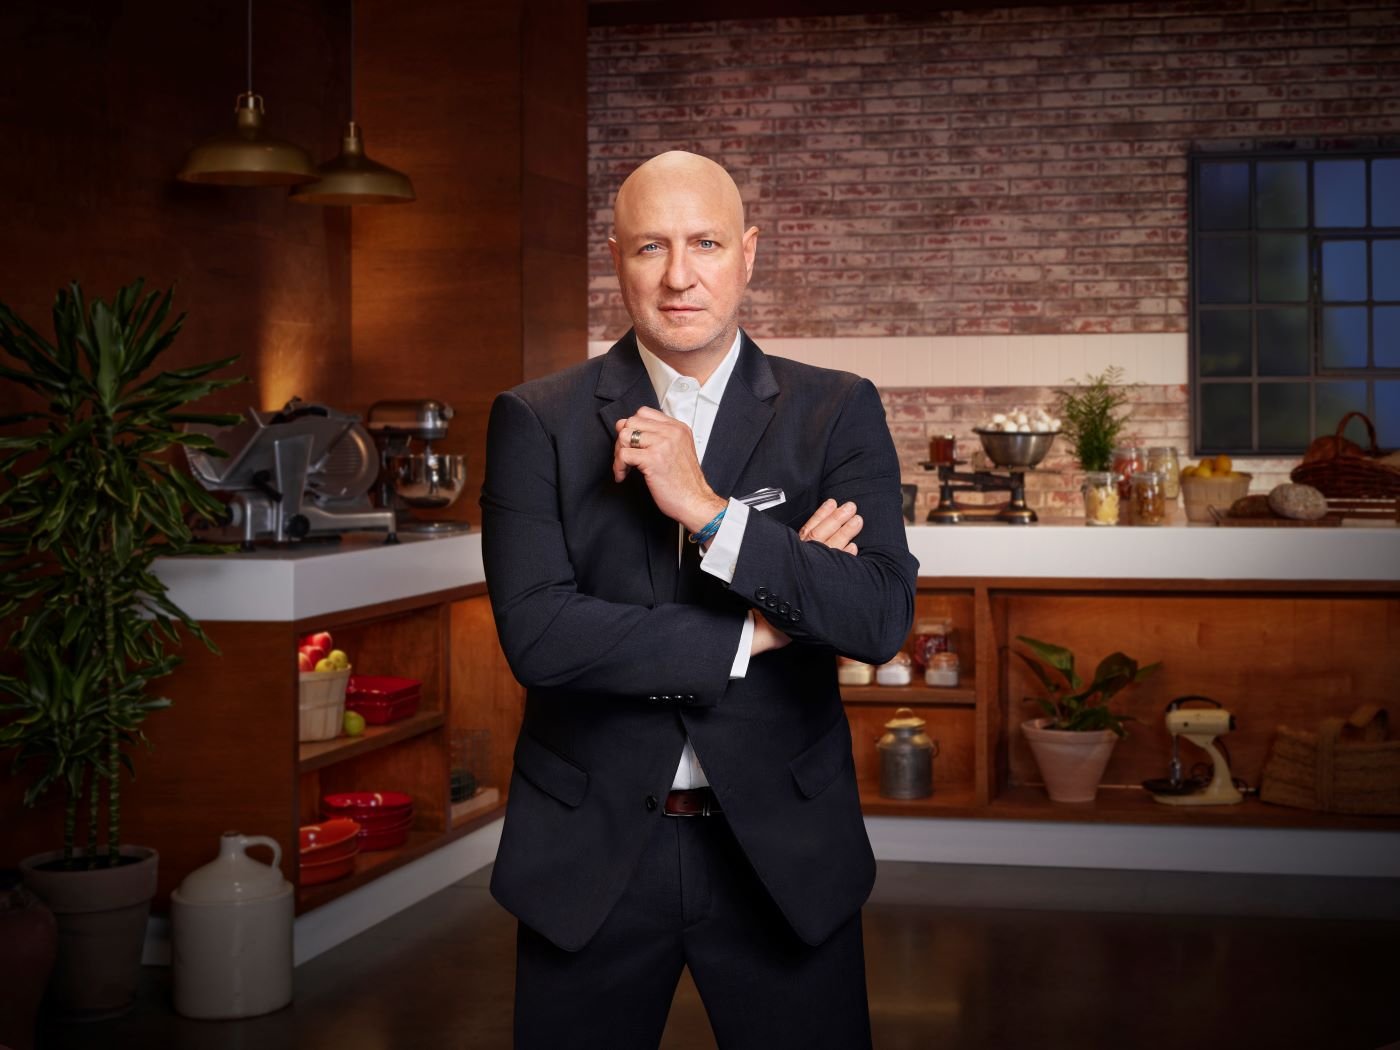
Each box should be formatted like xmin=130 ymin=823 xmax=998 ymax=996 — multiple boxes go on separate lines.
xmin=171 ymin=831 xmax=294 ymax=1019
xmin=877 ymin=708 xmax=938 ymax=799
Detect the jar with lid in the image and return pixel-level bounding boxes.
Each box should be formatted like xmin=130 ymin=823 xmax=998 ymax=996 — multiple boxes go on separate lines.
xmin=1131 ymin=470 xmax=1166 ymax=525
xmin=1147 ymin=446 xmax=1181 ymax=501
xmin=1080 ymin=471 xmax=1119 ymax=526
xmin=925 ymin=651 xmax=960 ymax=687
xmin=910 ymin=617 xmax=954 ymax=672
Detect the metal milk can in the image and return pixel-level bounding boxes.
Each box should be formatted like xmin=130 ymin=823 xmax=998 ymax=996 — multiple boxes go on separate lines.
xmin=171 ymin=831 xmax=293 ymax=1019
xmin=878 ymin=707 xmax=938 ymax=799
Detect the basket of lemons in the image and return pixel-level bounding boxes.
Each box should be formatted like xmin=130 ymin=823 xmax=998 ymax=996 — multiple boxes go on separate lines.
xmin=1179 ymin=454 xmax=1252 ymax=523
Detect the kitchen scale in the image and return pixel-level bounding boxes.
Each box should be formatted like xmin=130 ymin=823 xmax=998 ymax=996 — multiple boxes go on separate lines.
xmin=924 ymin=429 xmax=1059 ymax=525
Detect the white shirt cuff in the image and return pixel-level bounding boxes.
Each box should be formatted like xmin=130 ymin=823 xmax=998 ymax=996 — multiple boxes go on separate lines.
xmin=729 ymin=609 xmax=755 ymax=679
xmin=700 ymin=497 xmax=749 ymax=584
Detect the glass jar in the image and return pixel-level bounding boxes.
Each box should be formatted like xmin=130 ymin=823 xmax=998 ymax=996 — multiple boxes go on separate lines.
xmin=1147 ymin=446 xmax=1181 ymax=501
xmin=1131 ymin=470 xmax=1166 ymax=525
xmin=1081 ymin=471 xmax=1119 ymax=526
xmin=1110 ymin=445 xmax=1144 ymax=523
xmin=910 ymin=617 xmax=954 ymax=672
xmin=925 ymin=651 xmax=960 ymax=688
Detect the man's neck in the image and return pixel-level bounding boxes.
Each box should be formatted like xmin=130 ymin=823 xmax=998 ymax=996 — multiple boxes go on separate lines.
xmin=644 ymin=329 xmax=740 ymax=386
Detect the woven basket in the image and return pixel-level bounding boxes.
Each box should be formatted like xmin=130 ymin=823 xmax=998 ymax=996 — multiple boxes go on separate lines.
xmin=1259 ymin=704 xmax=1400 ymax=816
xmin=1290 ymin=411 xmax=1400 ymax=499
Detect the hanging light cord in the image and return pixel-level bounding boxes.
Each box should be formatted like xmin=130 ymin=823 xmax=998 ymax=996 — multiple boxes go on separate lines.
xmin=246 ymin=0 xmax=253 ymax=95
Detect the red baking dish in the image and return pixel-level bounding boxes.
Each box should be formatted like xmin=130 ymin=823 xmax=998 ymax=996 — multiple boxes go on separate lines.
xmin=345 ymin=676 xmax=422 ymax=725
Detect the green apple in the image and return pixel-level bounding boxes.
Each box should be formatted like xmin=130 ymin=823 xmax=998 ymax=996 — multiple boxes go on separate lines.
xmin=343 ymin=710 xmax=366 ymax=736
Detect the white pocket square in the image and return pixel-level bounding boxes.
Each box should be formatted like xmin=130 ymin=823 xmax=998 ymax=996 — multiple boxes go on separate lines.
xmin=737 ymin=486 xmax=785 ymax=511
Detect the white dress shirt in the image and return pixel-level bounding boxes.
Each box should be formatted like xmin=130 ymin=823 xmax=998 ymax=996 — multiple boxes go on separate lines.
xmin=636 ymin=331 xmax=755 ymax=791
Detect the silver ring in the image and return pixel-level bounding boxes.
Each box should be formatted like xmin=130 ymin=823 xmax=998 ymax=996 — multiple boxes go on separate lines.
xmin=629 ymin=428 xmax=643 ymax=449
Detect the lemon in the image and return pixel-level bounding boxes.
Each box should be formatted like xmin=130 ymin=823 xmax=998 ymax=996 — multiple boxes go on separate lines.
xmin=1214 ymin=454 xmax=1232 ymax=476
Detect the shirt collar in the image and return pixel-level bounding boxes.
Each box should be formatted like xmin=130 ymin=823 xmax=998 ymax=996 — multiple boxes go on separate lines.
xmin=636 ymin=329 xmax=743 ymax=408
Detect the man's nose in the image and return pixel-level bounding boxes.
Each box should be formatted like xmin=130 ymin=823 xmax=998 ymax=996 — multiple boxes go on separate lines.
xmin=662 ymin=250 xmax=696 ymax=291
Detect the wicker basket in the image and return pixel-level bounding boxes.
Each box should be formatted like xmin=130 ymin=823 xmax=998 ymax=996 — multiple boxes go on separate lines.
xmin=1259 ymin=704 xmax=1400 ymax=816
xmin=1290 ymin=411 xmax=1400 ymax=499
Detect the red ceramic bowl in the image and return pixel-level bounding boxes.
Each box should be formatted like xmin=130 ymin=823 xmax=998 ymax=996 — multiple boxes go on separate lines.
xmin=299 ymin=817 xmax=361 ymax=856
xmin=323 ymin=791 xmax=413 ymax=813
xmin=346 ymin=809 xmax=415 ymax=832
xmin=358 ymin=824 xmax=411 ymax=852
xmin=299 ymin=854 xmax=356 ymax=886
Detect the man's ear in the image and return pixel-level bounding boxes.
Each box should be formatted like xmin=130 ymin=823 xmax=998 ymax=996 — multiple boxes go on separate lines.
xmin=742 ymin=225 xmax=759 ymax=281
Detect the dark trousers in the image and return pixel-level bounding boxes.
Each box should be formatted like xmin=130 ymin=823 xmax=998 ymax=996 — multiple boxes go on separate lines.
xmin=513 ymin=810 xmax=872 ymax=1050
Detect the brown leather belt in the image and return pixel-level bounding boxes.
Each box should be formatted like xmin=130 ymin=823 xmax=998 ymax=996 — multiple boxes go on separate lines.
xmin=663 ymin=787 xmax=722 ymax=817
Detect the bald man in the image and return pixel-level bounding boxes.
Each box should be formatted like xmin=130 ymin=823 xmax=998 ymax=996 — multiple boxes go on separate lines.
xmin=481 ymin=151 xmax=917 ymax=1049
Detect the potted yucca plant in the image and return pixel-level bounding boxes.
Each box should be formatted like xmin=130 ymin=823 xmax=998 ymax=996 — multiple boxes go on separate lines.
xmin=0 ymin=279 xmax=241 ymax=1018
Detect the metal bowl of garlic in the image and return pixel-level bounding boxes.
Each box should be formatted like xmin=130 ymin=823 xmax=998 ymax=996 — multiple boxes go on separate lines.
xmin=971 ymin=429 xmax=1059 ymax=469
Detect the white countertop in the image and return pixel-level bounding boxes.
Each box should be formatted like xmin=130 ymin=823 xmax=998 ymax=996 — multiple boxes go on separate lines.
xmin=151 ymin=519 xmax=1397 ymax=623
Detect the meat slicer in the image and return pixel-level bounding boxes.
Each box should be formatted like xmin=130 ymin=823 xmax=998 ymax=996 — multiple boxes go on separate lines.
xmin=185 ymin=398 xmax=398 ymax=549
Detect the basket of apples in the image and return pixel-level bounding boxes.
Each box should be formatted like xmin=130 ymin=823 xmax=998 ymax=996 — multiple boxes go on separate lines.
xmin=298 ymin=632 xmax=353 ymax=742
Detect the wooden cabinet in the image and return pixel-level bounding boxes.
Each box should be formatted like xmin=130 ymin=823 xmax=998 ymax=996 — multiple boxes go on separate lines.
xmin=843 ymin=576 xmax=1400 ymax=831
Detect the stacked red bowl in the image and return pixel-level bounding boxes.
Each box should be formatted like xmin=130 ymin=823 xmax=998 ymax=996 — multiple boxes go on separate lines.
xmin=322 ymin=791 xmax=414 ymax=851
xmin=298 ymin=817 xmax=361 ymax=886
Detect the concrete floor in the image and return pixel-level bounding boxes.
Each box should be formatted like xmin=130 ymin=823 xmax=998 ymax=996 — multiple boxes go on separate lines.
xmin=35 ymin=861 xmax=1400 ymax=1050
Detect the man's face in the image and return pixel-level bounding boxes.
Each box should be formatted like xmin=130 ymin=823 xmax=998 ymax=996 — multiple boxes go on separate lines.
xmin=609 ymin=159 xmax=758 ymax=362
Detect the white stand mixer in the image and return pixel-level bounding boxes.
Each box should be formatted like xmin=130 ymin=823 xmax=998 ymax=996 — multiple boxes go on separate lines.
xmin=1144 ymin=696 xmax=1244 ymax=806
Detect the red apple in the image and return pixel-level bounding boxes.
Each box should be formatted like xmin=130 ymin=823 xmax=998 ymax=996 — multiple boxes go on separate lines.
xmin=298 ymin=651 xmax=314 ymax=672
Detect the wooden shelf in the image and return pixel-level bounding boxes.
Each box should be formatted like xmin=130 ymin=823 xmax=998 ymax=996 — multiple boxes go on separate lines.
xmin=858 ymin=781 xmax=980 ymax=816
xmin=841 ymin=681 xmax=976 ymax=707
xmin=986 ymin=785 xmax=1400 ymax=831
xmin=298 ymin=711 xmax=445 ymax=773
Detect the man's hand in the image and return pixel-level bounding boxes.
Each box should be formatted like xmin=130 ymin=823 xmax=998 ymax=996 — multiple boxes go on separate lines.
xmin=797 ymin=498 xmax=863 ymax=555
xmin=752 ymin=498 xmax=864 ymax=656
xmin=614 ymin=407 xmax=725 ymax=533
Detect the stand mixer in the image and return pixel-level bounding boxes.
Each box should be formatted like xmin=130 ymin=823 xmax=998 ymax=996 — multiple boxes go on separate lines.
xmin=927 ymin=429 xmax=1058 ymax=525
xmin=366 ymin=400 xmax=471 ymax=534
xmin=1143 ymin=696 xmax=1244 ymax=806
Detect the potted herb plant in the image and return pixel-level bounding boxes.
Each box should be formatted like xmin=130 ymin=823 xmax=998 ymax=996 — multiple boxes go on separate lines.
xmin=1016 ymin=635 xmax=1160 ymax=803
xmin=0 ymin=279 xmax=241 ymax=1018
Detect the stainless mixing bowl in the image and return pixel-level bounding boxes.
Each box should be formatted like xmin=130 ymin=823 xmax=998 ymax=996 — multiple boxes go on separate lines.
xmin=387 ymin=453 xmax=467 ymax=509
xmin=973 ymin=429 xmax=1058 ymax=469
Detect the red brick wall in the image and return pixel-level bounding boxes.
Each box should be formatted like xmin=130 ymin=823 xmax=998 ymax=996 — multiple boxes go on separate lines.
xmin=587 ymin=1 xmax=1399 ymax=516
xmin=588 ymin=1 xmax=1399 ymax=340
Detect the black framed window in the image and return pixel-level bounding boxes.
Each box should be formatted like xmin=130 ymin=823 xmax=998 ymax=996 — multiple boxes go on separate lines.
xmin=1190 ymin=151 xmax=1400 ymax=455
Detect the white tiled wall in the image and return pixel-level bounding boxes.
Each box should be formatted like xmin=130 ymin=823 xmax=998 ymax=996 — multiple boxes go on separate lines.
xmin=587 ymin=333 xmax=1189 ymax=388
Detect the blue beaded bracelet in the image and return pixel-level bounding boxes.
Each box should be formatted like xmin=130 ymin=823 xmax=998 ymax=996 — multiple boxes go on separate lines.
xmin=687 ymin=507 xmax=726 ymax=545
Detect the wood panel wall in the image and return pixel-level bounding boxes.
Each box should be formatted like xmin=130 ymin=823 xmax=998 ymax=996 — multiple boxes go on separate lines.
xmin=0 ymin=0 xmax=352 ymax=420
xmin=349 ymin=0 xmax=588 ymax=527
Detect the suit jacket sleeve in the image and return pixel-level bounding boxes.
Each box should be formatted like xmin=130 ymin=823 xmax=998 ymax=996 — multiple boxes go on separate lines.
xmin=481 ymin=389 xmax=745 ymax=704
xmin=728 ymin=378 xmax=918 ymax=665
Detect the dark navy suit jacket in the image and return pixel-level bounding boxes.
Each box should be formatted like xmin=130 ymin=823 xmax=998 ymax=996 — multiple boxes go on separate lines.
xmin=480 ymin=330 xmax=918 ymax=951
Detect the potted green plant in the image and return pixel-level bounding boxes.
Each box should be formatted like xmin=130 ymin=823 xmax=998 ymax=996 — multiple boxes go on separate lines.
xmin=1054 ymin=366 xmax=1134 ymax=472
xmin=1016 ymin=635 xmax=1160 ymax=803
xmin=0 ymin=279 xmax=241 ymax=1018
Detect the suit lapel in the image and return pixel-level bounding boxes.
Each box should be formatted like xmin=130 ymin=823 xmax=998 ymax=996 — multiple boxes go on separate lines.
xmin=595 ymin=333 xmax=677 ymax=604
xmin=701 ymin=332 xmax=779 ymax=500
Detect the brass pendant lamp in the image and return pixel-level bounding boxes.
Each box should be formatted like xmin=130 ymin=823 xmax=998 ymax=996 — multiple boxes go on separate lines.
xmin=290 ymin=0 xmax=414 ymax=205
xmin=177 ymin=1 xmax=318 ymax=187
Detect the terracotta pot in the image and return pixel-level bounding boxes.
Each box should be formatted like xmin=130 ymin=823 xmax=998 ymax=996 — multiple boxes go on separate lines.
xmin=19 ymin=846 xmax=158 ymax=1021
xmin=1021 ymin=718 xmax=1119 ymax=803
xmin=0 ymin=870 xmax=58 ymax=1050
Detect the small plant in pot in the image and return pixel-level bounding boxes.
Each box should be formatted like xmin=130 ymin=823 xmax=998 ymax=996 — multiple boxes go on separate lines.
xmin=0 ymin=279 xmax=241 ymax=1018
xmin=1017 ymin=635 xmax=1160 ymax=803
